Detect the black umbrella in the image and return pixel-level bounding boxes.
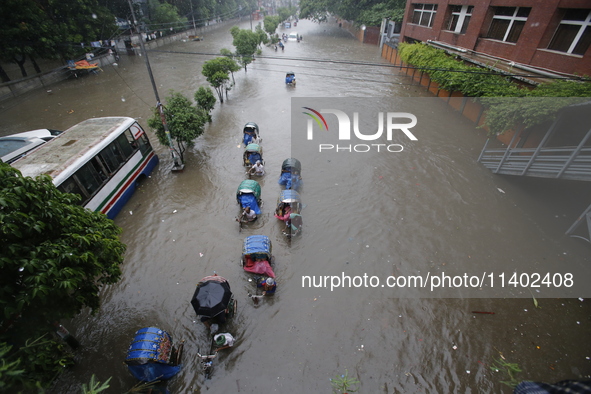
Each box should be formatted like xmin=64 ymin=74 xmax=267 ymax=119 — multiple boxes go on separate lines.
xmin=191 ymin=280 xmax=232 ymax=318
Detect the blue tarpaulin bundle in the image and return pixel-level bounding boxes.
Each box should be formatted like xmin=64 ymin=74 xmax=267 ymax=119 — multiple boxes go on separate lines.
xmin=125 ymin=327 xmax=182 ymax=382
xmin=278 ymin=172 xmax=302 ymax=190
xmin=248 ymin=152 xmax=261 ymax=165
xmin=239 ymin=194 xmax=261 ymax=214
xmin=243 ymin=235 xmax=272 ymax=256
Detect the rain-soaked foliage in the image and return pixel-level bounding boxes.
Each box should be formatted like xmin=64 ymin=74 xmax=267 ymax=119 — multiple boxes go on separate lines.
xmin=299 ymin=0 xmax=406 ymax=25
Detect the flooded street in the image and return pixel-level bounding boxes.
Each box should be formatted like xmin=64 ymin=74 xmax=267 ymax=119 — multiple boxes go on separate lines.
xmin=2 ymin=18 xmax=591 ymax=393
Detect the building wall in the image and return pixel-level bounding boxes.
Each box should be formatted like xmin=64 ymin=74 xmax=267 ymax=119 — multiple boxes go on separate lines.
xmin=400 ymin=0 xmax=591 ymax=75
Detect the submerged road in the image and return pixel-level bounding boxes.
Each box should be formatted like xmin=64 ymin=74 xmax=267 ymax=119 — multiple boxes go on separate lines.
xmin=1 ymin=17 xmax=590 ymax=394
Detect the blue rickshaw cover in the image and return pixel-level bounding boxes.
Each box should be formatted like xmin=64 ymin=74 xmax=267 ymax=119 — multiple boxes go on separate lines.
xmin=125 ymin=327 xmax=182 ymax=382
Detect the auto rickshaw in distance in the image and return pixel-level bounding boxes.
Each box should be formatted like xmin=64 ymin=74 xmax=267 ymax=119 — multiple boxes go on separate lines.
xmin=285 ymin=72 xmax=296 ymax=86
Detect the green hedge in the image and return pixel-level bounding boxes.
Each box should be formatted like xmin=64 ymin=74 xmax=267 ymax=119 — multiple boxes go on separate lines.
xmin=398 ymin=42 xmax=591 ymax=97
xmin=397 ymin=43 xmax=591 ymax=134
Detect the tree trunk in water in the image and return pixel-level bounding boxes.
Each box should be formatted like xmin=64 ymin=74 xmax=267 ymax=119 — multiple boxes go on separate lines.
xmin=0 ymin=65 xmax=10 ymax=82
xmin=13 ymin=55 xmax=28 ymax=78
xmin=30 ymin=55 xmax=41 ymax=74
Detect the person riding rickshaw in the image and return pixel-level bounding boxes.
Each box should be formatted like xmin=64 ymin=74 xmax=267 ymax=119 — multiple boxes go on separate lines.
xmin=236 ymin=179 xmax=262 ymax=221
xmin=241 ymin=235 xmax=275 ymax=278
xmin=278 ymin=158 xmax=302 ymax=190
xmin=284 ymin=212 xmax=303 ymax=238
xmin=125 ymin=327 xmax=183 ymax=382
xmin=285 ymin=72 xmax=296 ymax=86
xmin=242 ymin=122 xmax=260 ymax=146
xmin=274 ymin=190 xmax=303 ymax=237
xmin=191 ymin=274 xmax=237 ymax=330
xmin=243 ymin=143 xmax=263 ymax=166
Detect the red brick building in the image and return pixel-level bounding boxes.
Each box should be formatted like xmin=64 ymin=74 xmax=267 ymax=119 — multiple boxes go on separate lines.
xmin=399 ymin=0 xmax=591 ymax=76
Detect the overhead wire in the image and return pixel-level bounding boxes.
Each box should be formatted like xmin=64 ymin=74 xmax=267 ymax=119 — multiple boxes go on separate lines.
xmin=148 ymin=48 xmax=585 ymax=81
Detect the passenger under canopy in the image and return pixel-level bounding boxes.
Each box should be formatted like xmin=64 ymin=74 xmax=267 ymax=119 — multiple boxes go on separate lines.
xmin=278 ymin=158 xmax=302 ymax=190
xmin=236 ymin=179 xmax=262 ymax=215
xmin=243 ymin=143 xmax=263 ymax=166
xmin=243 ymin=122 xmax=260 ymax=146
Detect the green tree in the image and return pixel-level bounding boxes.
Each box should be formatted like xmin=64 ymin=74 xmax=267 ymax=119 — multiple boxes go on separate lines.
xmin=202 ymin=57 xmax=232 ymax=102
xmin=298 ymin=0 xmax=405 ymax=25
xmin=277 ymin=6 xmax=294 ymax=23
xmin=230 ymin=26 xmax=259 ymax=72
xmin=0 ymin=342 xmax=24 ymax=390
xmin=148 ymin=0 xmax=188 ymax=32
xmin=298 ymin=0 xmax=327 ymax=22
xmin=0 ymin=162 xmax=126 ymax=390
xmin=255 ymin=24 xmax=269 ymax=46
xmin=194 ymin=86 xmax=216 ymax=122
xmin=148 ymin=91 xmax=208 ymax=163
xmin=218 ymin=52 xmax=241 ymax=84
xmin=263 ymin=15 xmax=281 ymax=36
xmin=0 ymin=0 xmax=117 ymax=81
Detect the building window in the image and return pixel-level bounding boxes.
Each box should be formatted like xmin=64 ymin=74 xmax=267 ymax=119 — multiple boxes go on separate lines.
xmin=448 ymin=5 xmax=473 ymax=34
xmin=548 ymin=9 xmax=591 ymax=55
xmin=487 ymin=7 xmax=530 ymax=43
xmin=412 ymin=4 xmax=438 ymax=28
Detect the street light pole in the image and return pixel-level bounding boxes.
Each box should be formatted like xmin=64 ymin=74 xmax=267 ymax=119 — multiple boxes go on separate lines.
xmin=127 ymin=0 xmax=184 ymax=171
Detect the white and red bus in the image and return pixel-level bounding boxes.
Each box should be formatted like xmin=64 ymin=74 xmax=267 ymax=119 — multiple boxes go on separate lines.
xmin=12 ymin=117 xmax=159 ymax=219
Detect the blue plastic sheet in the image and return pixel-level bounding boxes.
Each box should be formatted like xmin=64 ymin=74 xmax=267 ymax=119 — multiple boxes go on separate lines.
xmin=239 ymin=194 xmax=261 ymax=214
xmin=127 ymin=363 xmax=182 ymax=382
xmin=278 ymin=172 xmax=302 ymax=190
xmin=248 ymin=152 xmax=261 ymax=165
xmin=125 ymin=327 xmax=181 ymax=382
xmin=243 ymin=133 xmax=253 ymax=145
xmin=243 ymin=235 xmax=271 ymax=255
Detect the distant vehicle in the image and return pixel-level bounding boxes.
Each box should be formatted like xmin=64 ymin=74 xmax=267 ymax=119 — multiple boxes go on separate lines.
xmin=0 ymin=129 xmax=62 ymax=164
xmin=285 ymin=71 xmax=296 ymax=86
xmin=288 ymin=32 xmax=299 ymax=41
xmin=11 ymin=117 xmax=159 ymax=219
xmin=284 ymin=22 xmax=291 ymax=28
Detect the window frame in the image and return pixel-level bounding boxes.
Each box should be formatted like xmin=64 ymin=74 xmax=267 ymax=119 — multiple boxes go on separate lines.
xmin=447 ymin=5 xmax=474 ymax=34
xmin=412 ymin=4 xmax=438 ymax=28
xmin=487 ymin=6 xmax=530 ymax=43
xmin=548 ymin=9 xmax=591 ymax=55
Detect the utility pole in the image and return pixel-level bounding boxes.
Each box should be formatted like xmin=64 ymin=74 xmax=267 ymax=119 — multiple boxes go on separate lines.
xmin=127 ymin=0 xmax=184 ymax=171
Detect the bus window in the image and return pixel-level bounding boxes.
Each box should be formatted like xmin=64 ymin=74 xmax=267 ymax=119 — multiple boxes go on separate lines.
xmin=125 ymin=128 xmax=139 ymax=150
xmin=75 ymin=161 xmax=104 ymax=197
xmin=100 ymin=143 xmax=125 ymax=173
xmin=137 ymin=133 xmax=152 ymax=156
xmin=90 ymin=156 xmax=109 ymax=182
xmin=58 ymin=177 xmax=87 ymax=204
xmin=115 ymin=133 xmax=134 ymax=159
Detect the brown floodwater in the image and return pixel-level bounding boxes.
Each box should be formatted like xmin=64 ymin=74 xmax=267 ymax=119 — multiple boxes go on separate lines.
xmin=1 ymin=17 xmax=590 ymax=394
